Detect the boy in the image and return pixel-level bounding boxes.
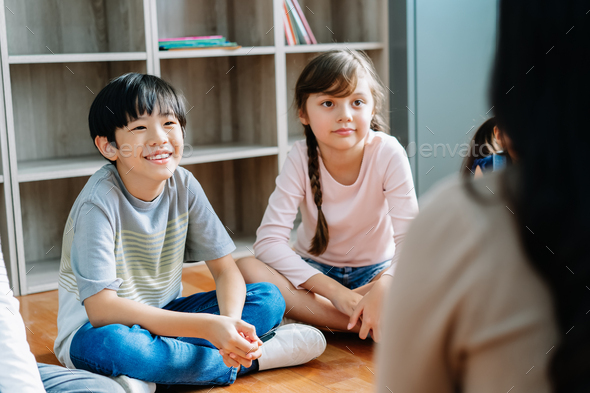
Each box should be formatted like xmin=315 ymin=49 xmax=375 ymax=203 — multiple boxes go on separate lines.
xmin=54 ymin=73 xmax=325 ymax=390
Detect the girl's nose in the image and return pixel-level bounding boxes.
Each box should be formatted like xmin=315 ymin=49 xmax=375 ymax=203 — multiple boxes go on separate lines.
xmin=337 ymin=106 xmax=353 ymax=123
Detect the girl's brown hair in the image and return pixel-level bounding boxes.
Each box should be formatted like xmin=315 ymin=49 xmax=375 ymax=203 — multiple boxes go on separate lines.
xmin=294 ymin=49 xmax=387 ymax=256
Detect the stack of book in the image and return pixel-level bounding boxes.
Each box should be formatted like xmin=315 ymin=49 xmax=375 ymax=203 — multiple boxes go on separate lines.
xmin=159 ymin=36 xmax=240 ymax=51
xmin=283 ymin=0 xmax=317 ymax=45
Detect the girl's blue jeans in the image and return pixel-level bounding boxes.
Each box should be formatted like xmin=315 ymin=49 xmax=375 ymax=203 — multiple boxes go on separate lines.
xmin=69 ymin=282 xmax=285 ymax=387
xmin=302 ymin=258 xmax=391 ymax=290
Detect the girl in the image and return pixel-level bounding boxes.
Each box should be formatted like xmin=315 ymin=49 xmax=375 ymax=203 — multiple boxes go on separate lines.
xmin=462 ymin=117 xmax=510 ymax=178
xmin=237 ymin=50 xmax=418 ymax=342
xmin=462 ymin=117 xmax=516 ymax=178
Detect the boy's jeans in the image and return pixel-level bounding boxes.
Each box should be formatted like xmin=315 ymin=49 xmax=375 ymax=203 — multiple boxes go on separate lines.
xmin=70 ymin=282 xmax=285 ymax=386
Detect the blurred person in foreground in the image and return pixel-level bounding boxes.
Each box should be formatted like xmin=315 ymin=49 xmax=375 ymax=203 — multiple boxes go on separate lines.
xmin=376 ymin=0 xmax=589 ymax=392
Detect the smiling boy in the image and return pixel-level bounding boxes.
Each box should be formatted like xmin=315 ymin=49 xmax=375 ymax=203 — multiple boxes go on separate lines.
xmin=54 ymin=73 xmax=325 ymax=391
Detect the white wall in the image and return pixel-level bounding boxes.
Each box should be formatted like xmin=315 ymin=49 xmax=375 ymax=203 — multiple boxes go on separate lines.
xmin=407 ymin=0 xmax=498 ymax=197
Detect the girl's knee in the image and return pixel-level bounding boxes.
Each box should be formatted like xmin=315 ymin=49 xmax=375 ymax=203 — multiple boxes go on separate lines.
xmin=235 ymin=257 xmax=260 ymax=282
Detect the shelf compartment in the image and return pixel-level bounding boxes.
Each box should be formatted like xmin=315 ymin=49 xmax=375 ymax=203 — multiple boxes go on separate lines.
xmin=9 ymin=61 xmax=147 ymax=164
xmin=156 ymin=0 xmax=274 ymax=48
xmin=158 ymin=46 xmax=275 ymax=60
xmin=19 ymin=176 xmax=90 ymax=294
xmin=290 ymin=0 xmax=382 ymax=44
xmin=17 ymin=144 xmax=278 ymax=183
xmin=5 ymin=0 xmax=146 ymax=56
xmin=183 ymin=155 xmax=278 ymax=242
xmin=25 ymin=258 xmax=61 ymax=294
xmin=9 ymin=52 xmax=148 ymax=64
xmin=161 ymin=55 xmax=277 ymax=148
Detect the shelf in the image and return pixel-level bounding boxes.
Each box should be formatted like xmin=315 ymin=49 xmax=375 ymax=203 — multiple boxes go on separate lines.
xmin=180 ymin=144 xmax=278 ymax=166
xmin=25 ymin=258 xmax=60 ymax=294
xmin=284 ymin=42 xmax=385 ymax=54
xmin=157 ymin=41 xmax=384 ymax=63
xmin=17 ymin=144 xmax=279 ymax=183
xmin=158 ymin=46 xmax=275 ymax=59
xmin=18 ymin=155 xmax=108 ymax=183
xmin=8 ymin=52 xmax=148 ymax=64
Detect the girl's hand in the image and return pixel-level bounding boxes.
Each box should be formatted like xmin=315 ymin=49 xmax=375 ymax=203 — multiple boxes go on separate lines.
xmin=207 ymin=316 xmax=263 ymax=368
xmin=347 ymin=275 xmax=393 ymax=341
xmin=331 ymin=287 xmax=364 ymax=317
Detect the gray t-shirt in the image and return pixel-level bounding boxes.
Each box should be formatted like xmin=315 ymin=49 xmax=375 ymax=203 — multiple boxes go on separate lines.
xmin=54 ymin=164 xmax=235 ymax=368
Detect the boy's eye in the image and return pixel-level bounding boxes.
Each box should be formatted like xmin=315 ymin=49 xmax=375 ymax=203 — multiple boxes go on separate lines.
xmin=164 ymin=121 xmax=175 ymax=126
xmin=321 ymin=101 xmax=334 ymax=108
xmin=353 ymin=99 xmax=364 ymax=107
xmin=132 ymin=126 xmax=146 ymax=131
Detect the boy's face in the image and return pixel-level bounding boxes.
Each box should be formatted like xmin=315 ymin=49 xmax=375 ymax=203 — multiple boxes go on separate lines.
xmin=96 ymin=108 xmax=184 ymax=200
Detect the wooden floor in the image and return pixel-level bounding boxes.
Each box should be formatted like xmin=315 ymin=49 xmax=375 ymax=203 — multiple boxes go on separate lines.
xmin=19 ymin=264 xmax=376 ymax=392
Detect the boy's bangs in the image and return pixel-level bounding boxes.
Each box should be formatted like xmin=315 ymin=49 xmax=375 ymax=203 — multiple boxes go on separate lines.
xmin=126 ymin=81 xmax=185 ymax=124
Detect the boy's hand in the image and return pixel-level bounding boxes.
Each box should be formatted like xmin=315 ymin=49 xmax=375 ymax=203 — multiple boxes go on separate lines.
xmin=207 ymin=316 xmax=263 ymax=368
xmin=347 ymin=275 xmax=393 ymax=341
xmin=219 ymin=332 xmax=262 ymax=368
xmin=331 ymin=287 xmax=363 ymax=317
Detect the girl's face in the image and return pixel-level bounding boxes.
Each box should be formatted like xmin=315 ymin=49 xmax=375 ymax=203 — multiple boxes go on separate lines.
xmin=300 ymin=74 xmax=375 ymax=155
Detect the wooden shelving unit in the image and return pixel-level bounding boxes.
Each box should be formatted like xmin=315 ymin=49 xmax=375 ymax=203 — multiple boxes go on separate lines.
xmin=0 ymin=0 xmax=388 ymax=295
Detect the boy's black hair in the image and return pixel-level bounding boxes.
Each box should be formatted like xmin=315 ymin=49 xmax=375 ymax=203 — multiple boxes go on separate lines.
xmin=89 ymin=73 xmax=187 ymax=163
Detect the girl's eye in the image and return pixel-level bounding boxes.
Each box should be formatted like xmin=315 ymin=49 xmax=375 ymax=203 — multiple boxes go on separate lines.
xmin=132 ymin=126 xmax=146 ymax=131
xmin=164 ymin=121 xmax=175 ymax=126
xmin=321 ymin=101 xmax=333 ymax=108
xmin=353 ymin=99 xmax=364 ymax=107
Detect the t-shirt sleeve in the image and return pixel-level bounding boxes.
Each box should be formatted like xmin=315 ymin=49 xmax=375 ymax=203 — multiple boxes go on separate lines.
xmin=254 ymin=147 xmax=322 ymax=289
xmin=71 ymin=202 xmax=123 ymax=305
xmin=184 ymin=174 xmax=236 ymax=262
xmin=381 ymin=139 xmax=419 ymax=277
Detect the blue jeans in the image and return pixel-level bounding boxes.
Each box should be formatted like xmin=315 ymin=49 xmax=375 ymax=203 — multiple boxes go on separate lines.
xmin=70 ymin=283 xmax=285 ymax=386
xmin=303 ymin=258 xmax=391 ymax=290
xmin=38 ymin=363 xmax=125 ymax=393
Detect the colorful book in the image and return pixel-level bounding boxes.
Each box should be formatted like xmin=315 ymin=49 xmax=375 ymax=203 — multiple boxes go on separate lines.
xmin=291 ymin=0 xmax=317 ymax=44
xmin=283 ymin=1 xmax=296 ymax=45
xmin=158 ymin=36 xmax=239 ymax=51
xmin=285 ymin=0 xmax=301 ymax=44
xmin=285 ymin=0 xmax=310 ymax=44
xmin=159 ymin=35 xmax=223 ymax=42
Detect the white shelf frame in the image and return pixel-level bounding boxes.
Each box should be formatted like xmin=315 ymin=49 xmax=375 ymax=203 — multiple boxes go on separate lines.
xmin=8 ymin=52 xmax=148 ymax=64
xmin=0 ymin=0 xmax=389 ymax=295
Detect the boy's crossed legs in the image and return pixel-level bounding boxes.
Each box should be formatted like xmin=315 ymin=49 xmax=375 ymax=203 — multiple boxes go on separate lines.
xmin=70 ymin=283 xmax=283 ymax=386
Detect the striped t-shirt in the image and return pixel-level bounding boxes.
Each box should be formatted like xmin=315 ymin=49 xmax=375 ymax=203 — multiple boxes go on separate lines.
xmin=54 ymin=164 xmax=235 ymax=368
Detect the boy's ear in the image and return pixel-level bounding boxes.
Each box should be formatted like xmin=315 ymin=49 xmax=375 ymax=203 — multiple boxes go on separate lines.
xmin=298 ymin=109 xmax=309 ymax=125
xmin=95 ymin=136 xmax=118 ymax=160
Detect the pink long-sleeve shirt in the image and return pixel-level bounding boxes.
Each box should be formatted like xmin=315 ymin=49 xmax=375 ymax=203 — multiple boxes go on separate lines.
xmin=254 ymin=130 xmax=419 ymax=289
